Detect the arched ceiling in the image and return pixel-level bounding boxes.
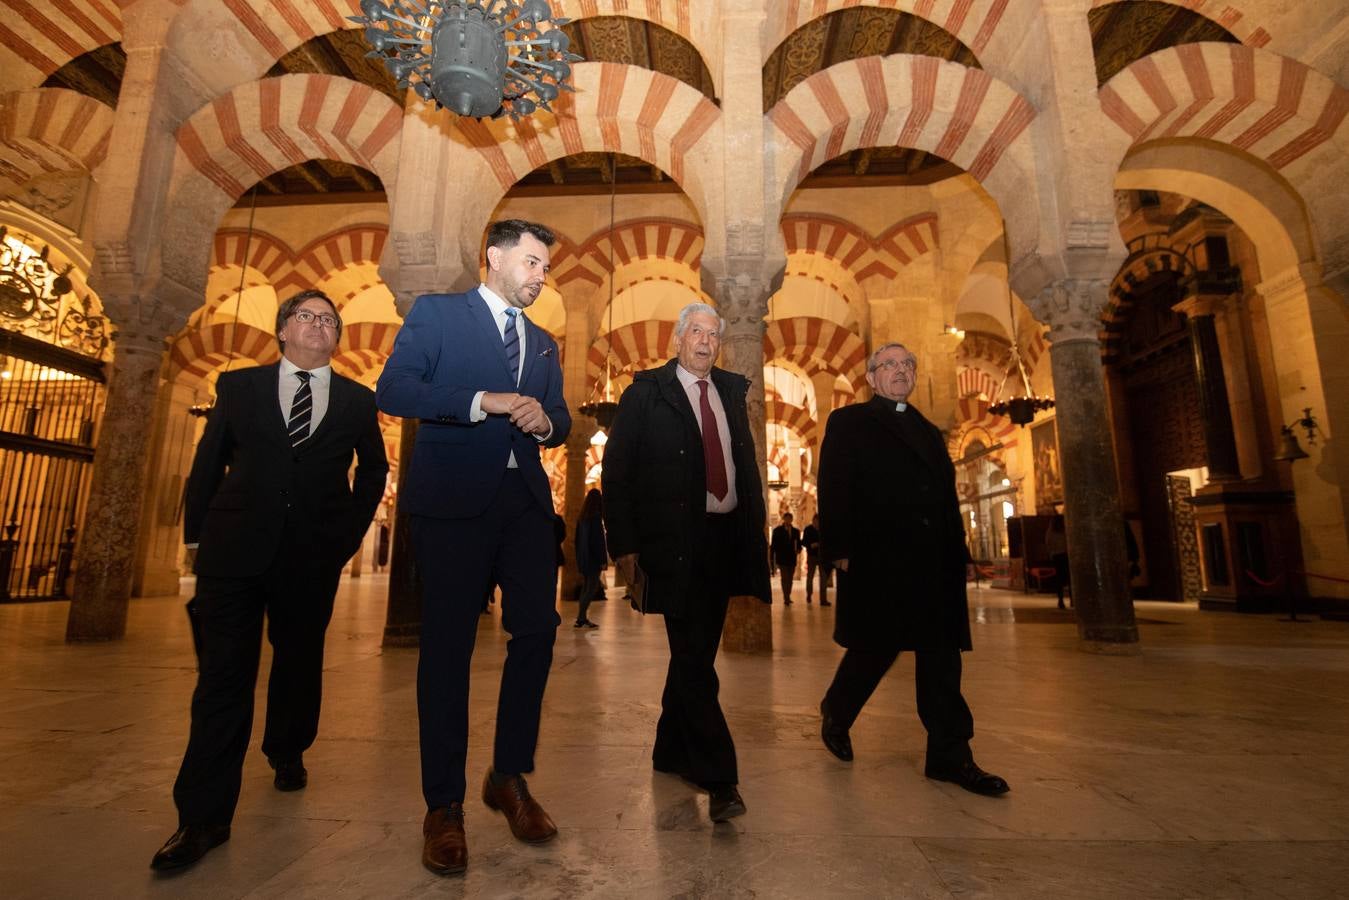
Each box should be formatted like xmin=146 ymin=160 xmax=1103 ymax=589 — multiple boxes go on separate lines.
xmin=264 ymin=29 xmax=404 ymax=106
xmin=560 ymin=16 xmax=715 ymax=101
xmin=765 ymin=9 xmax=978 ymax=188
xmin=40 ymin=43 xmax=124 ymax=108
xmin=1089 ymin=1 xmax=1239 ymax=85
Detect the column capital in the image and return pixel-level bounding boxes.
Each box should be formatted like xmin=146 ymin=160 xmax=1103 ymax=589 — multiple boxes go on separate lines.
xmin=1257 ymin=262 xmax=1322 ymax=305
xmin=1171 ymin=292 xmax=1229 ymax=319
xmin=382 ymin=229 xmax=476 ymax=316
xmin=1027 ymin=278 xmax=1110 ymax=345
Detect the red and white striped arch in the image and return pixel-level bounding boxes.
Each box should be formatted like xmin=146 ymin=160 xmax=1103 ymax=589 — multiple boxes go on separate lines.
xmin=167 ymin=322 xmax=280 ymax=383
xmin=170 ymin=0 xmax=358 ymax=81
xmin=210 ymin=228 xmax=293 ymax=283
xmin=0 ymin=88 xmax=114 ymax=191
xmin=877 ymin=214 xmax=940 ymax=270
xmin=773 ymin=1 xmax=1018 ymax=62
xmin=766 ymin=397 xmax=816 ymax=444
xmin=338 ymin=319 xmax=398 ymax=360
xmin=164 ymin=74 xmax=400 ymax=292
xmin=950 ymin=396 xmax=1019 ymax=460
xmin=767 ymin=55 xmax=1038 ymax=254
xmin=764 ymin=317 xmax=869 ymax=393
xmin=277 ymin=225 xmax=389 ymax=296
xmin=553 ymin=218 xmax=703 ymax=290
xmin=586 ymin=319 xmax=677 ymax=390
xmin=454 ymin=63 xmax=719 ymax=206
xmin=1099 ymin=43 xmax=1349 ymax=175
xmin=957 ymin=366 xmax=1000 ymax=401
xmin=0 ymin=0 xmax=122 ymax=92
xmin=1087 ymin=0 xmax=1272 ymax=48
xmin=174 ymin=74 xmax=401 ymax=202
xmin=781 ymin=214 xmax=877 ymax=288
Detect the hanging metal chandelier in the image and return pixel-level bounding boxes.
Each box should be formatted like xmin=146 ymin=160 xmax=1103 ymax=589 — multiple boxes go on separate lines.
xmin=352 ymin=0 xmax=582 ymax=120
xmin=987 ymin=229 xmax=1054 ymax=427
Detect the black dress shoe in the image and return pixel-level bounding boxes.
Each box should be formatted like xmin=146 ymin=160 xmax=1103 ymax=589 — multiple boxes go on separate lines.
xmin=270 ymin=756 xmax=307 ymax=792
xmin=707 ymin=784 xmax=746 ymax=822
xmin=819 ymin=699 xmax=853 ymax=762
xmin=820 ymin=599 xmax=832 ymax=607
xmin=149 ymin=824 xmax=230 ymax=871
xmin=925 ymin=760 xmax=1010 ymax=796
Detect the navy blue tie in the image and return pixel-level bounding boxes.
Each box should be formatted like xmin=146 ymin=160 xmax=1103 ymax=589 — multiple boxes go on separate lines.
xmin=503 ymin=308 xmax=520 ymax=385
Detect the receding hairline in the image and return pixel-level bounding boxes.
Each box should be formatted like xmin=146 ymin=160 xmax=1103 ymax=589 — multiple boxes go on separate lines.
xmin=867 ymin=342 xmax=915 ymax=371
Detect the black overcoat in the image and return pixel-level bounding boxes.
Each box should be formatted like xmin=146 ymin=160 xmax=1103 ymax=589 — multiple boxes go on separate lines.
xmin=602 ymin=360 xmax=771 ymax=617
xmin=817 ymin=396 xmax=971 ymax=652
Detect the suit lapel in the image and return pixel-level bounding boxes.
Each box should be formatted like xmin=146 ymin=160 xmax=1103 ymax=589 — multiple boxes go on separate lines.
xmin=259 ymin=363 xmax=290 ymax=447
xmin=656 ymin=360 xmax=700 ymax=438
xmin=307 ymin=374 xmax=351 ymax=446
xmin=466 ymin=289 xmax=515 ymax=383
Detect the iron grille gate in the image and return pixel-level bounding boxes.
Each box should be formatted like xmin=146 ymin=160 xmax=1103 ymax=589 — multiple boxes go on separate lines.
xmin=0 ymin=329 xmax=105 ymax=601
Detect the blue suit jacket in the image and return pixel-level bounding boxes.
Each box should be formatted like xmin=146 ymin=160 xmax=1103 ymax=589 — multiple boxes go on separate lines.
xmin=376 ymin=288 xmax=570 ymax=518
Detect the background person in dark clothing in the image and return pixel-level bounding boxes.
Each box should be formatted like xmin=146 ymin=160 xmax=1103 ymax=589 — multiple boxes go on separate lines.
xmin=574 ymin=488 xmax=607 ymax=628
xmin=770 ymin=512 xmax=803 ymax=603
xmin=802 ymin=513 xmax=831 ymax=606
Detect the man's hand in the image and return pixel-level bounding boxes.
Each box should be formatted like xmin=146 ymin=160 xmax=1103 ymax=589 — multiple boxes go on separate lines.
xmin=834 ymin=558 xmax=849 ymax=572
xmin=507 ymin=395 xmax=551 ymax=435
xmin=480 ymin=392 xmax=520 ymax=415
xmin=616 ymin=553 xmax=638 ymax=585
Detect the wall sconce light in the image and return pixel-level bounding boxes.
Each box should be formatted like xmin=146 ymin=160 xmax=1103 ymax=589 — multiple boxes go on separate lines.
xmin=941 ymin=323 xmax=965 ymax=339
xmin=1274 ymin=407 xmax=1318 ymax=462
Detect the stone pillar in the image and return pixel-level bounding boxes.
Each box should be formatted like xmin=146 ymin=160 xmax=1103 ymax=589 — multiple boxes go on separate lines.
xmin=132 ymin=377 xmax=197 ymax=597
xmin=1029 ymin=279 xmax=1139 ymax=651
xmin=66 ymin=325 xmax=170 ymax=641
xmin=1173 ymin=294 xmax=1240 ymax=482
xmin=378 ymin=230 xmax=471 ymax=647
xmin=560 ymin=289 xmax=596 ymax=603
xmin=706 ymin=258 xmax=776 ymax=653
xmin=382 ymin=419 xmax=421 ymax=646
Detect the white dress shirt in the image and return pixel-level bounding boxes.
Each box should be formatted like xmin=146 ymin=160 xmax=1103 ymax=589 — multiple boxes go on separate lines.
xmin=675 ymin=364 xmax=738 ymax=513
xmin=279 ymin=356 xmax=331 ymax=433
xmin=468 ymin=284 xmax=551 ymax=465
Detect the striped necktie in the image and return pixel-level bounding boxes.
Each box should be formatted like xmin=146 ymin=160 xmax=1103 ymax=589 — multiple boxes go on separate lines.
xmin=503 ymin=308 xmax=521 ymax=385
xmin=288 ymin=370 xmax=313 ymax=447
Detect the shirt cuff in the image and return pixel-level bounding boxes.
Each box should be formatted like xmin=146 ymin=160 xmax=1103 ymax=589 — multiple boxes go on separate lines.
xmin=185 ymin=543 xmax=199 ymax=550
xmin=470 ymin=391 xmax=487 ymax=422
xmin=534 ymin=415 xmax=553 ymax=442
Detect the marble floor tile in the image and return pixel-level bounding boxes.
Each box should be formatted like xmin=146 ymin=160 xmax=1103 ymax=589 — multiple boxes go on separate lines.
xmin=3 ymin=579 xmax=1348 ymax=898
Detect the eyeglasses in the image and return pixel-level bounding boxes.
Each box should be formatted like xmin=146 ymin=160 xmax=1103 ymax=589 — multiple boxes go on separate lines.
xmin=292 ymin=309 xmax=339 ymax=328
xmin=872 ymin=358 xmax=916 ymax=373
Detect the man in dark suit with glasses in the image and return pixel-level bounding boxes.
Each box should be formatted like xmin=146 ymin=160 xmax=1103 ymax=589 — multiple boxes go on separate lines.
xmin=151 ymin=289 xmax=388 ymax=871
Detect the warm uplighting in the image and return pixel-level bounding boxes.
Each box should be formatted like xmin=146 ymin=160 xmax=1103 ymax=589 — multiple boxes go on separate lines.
xmin=589 ymin=428 xmax=608 ymax=447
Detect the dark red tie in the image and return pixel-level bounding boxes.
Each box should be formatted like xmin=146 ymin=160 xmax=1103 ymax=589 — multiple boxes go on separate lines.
xmin=698 ymin=380 xmax=729 ymax=501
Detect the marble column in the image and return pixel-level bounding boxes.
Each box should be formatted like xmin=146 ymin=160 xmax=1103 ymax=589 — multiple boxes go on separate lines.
xmin=705 ymin=260 xmax=774 ymax=653
xmin=1029 ymin=279 xmax=1139 ymax=650
xmin=1173 ymin=294 xmax=1241 ymax=482
xmin=560 ymin=290 xmax=596 ymax=603
xmin=66 ymin=325 xmax=169 ymax=641
xmin=382 ymin=419 xmax=421 ymax=647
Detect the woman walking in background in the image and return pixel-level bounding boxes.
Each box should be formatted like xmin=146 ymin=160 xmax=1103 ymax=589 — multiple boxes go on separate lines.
xmin=574 ymin=489 xmax=607 ymax=628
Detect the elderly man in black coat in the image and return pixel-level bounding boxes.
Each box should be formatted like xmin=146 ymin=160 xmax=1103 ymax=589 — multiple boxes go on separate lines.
xmin=816 ymin=342 xmax=1008 ymax=797
xmin=603 ymin=302 xmax=771 ymax=823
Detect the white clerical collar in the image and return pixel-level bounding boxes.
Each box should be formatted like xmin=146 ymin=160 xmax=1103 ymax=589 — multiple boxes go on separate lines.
xmin=895 ymin=401 xmax=907 ymax=412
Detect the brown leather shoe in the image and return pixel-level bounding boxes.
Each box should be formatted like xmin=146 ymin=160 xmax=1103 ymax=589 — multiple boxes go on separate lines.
xmin=481 ymin=769 xmax=558 ymax=843
xmin=422 ymin=804 xmax=467 ymax=875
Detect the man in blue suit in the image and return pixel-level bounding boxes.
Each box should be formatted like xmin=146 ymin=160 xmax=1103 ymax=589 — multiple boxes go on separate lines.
xmin=376 ymin=220 xmax=571 ymax=875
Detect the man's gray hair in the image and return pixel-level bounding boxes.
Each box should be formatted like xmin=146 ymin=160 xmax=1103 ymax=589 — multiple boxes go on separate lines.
xmin=867 ymin=342 xmax=912 ymax=371
xmin=675 ymin=302 xmax=725 ymax=336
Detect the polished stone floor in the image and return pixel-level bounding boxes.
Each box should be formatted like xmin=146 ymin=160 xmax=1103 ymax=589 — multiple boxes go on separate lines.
xmin=2 ymin=576 xmax=1348 ymax=899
